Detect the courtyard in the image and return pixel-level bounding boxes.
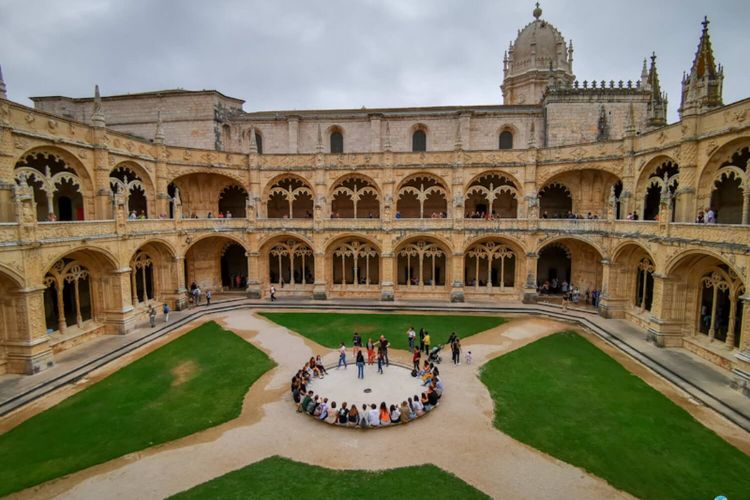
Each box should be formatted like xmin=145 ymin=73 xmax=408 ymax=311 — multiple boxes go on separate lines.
xmin=1 ymin=307 xmax=749 ymax=499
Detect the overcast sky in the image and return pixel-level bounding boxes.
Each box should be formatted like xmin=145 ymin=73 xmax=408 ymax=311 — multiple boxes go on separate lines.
xmin=1 ymin=0 xmax=747 ymax=123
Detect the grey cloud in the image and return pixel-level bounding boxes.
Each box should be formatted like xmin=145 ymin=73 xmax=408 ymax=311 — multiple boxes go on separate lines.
xmin=1 ymin=0 xmax=747 ymax=122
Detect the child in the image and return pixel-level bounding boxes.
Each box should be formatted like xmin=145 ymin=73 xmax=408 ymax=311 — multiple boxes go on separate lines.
xmin=465 ymin=350 xmax=472 ymax=365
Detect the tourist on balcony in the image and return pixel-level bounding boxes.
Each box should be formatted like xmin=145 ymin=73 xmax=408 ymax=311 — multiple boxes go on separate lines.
xmin=696 ymin=210 xmax=705 ymax=223
xmin=226 ymin=210 xmax=232 ymax=218
xmin=395 ymin=211 xmax=401 ymax=219
xmin=217 ymin=211 xmax=224 ymax=218
xmin=207 ymin=212 xmax=214 ymax=218
xmin=542 ymin=211 xmax=549 ymax=219
xmin=129 ymin=210 xmax=137 ymax=220
xmin=138 ymin=210 xmax=146 ymax=219
xmin=705 ymin=207 xmax=716 ymax=223
xmin=162 ymin=303 xmax=170 ymax=323
xmin=368 ymin=211 xmax=374 ymax=218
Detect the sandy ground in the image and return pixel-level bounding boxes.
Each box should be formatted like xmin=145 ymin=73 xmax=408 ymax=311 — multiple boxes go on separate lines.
xmin=5 ymin=311 xmax=749 ymax=499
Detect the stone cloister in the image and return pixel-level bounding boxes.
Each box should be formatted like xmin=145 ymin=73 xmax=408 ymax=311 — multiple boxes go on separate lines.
xmin=0 ymin=12 xmax=750 ymax=399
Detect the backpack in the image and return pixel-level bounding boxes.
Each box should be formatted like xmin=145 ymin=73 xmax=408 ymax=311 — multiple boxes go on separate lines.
xmin=411 ymin=369 xmax=418 ymax=377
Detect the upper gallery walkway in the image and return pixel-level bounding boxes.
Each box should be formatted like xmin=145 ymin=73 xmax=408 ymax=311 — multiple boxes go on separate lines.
xmin=1 ymin=297 xmax=749 ymax=434
xmin=1 ymin=218 xmax=748 ymax=252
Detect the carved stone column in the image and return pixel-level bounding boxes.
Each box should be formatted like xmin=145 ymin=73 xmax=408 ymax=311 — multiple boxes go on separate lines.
xmin=522 ymin=252 xmax=538 ymax=303
xmin=103 ymin=267 xmax=136 ymax=335
xmin=380 ymin=252 xmax=394 ymax=301
xmin=172 ymin=255 xmax=188 ymax=310
xmin=646 ymin=273 xmax=683 ymax=347
xmin=450 ymin=251 xmax=465 ymax=303
xmin=245 ymin=251 xmax=262 ymax=299
xmin=312 ymin=251 xmax=327 ymax=300
xmin=4 ymin=286 xmax=54 ymax=374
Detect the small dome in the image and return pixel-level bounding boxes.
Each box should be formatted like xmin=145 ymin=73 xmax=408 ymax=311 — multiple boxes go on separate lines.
xmin=507 ymin=14 xmax=569 ymax=78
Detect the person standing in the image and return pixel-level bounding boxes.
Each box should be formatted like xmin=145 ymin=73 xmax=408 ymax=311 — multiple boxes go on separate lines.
xmin=162 ymin=303 xmax=170 ymax=323
xmin=452 ymin=339 xmax=461 ymax=365
xmin=412 ymin=349 xmax=421 ymax=372
xmin=337 ymin=342 xmax=347 ymax=369
xmin=148 ymin=305 xmax=157 ymax=327
xmin=407 ymin=326 xmax=416 ymax=352
xmin=352 ymin=331 xmax=362 ymax=352
xmin=366 ymin=337 xmax=375 ymax=365
xmin=356 ymin=349 xmax=365 ymax=379
xmin=377 ymin=349 xmax=384 ymax=374
xmin=423 ymin=331 xmax=431 ymax=355
xmin=418 ymin=327 xmax=425 ymax=353
xmin=379 ymin=335 xmax=390 ymax=366
xmin=270 ymin=285 xmax=276 ymax=302
xmin=206 ymin=289 xmax=212 ymax=306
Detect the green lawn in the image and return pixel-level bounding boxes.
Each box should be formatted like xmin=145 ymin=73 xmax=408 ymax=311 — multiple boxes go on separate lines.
xmin=171 ymin=455 xmax=488 ymax=499
xmin=0 ymin=321 xmax=275 ymax=497
xmin=258 ymin=312 xmax=506 ymax=350
xmin=480 ymin=331 xmax=750 ymax=500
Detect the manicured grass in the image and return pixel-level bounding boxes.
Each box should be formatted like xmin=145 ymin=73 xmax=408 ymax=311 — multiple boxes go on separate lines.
xmin=480 ymin=331 xmax=750 ymax=500
xmin=171 ymin=455 xmax=488 ymax=499
xmin=0 ymin=321 xmax=275 ymax=497
xmin=258 ymin=312 xmax=506 ymax=350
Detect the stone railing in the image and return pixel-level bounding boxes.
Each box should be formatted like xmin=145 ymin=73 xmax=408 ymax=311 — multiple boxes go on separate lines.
xmin=36 ymin=220 xmax=117 ymax=242
xmin=0 ymin=223 xmax=19 ymax=245
xmin=4 ymin=217 xmax=750 ymax=253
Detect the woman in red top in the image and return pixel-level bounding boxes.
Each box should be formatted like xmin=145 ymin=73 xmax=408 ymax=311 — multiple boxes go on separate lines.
xmin=412 ymin=349 xmax=421 ymax=372
xmin=366 ymin=338 xmax=375 ymax=365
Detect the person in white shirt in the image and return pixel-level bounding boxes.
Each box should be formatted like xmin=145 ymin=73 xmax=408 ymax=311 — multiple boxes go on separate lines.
xmin=407 ymin=326 xmax=416 ymax=352
xmin=337 ymin=342 xmax=347 ymax=369
xmin=705 ymin=207 xmax=716 ymax=224
xmin=368 ymin=404 xmax=380 ymax=426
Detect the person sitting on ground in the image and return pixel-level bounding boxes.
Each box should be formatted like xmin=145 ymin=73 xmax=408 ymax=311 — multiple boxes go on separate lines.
xmin=348 ymin=404 xmax=359 ymax=426
xmin=390 ymin=404 xmax=401 ymax=424
xmin=298 ymin=390 xmax=313 ymax=413
xmin=379 ymin=402 xmax=390 ymax=425
xmin=430 ymin=362 xmax=440 ymax=378
xmin=427 ymin=385 xmax=439 ymax=407
xmin=421 ymin=392 xmax=432 ymax=411
xmin=368 ymin=403 xmax=380 ymax=427
xmin=307 ymin=395 xmax=319 ymax=415
xmin=359 ymin=404 xmax=370 ymax=427
xmin=407 ymin=397 xmax=417 ymax=420
xmin=314 ymin=397 xmax=328 ymax=419
xmin=412 ymin=394 xmax=425 ymax=416
xmin=315 ymin=355 xmax=328 ymax=376
xmin=399 ymin=401 xmax=410 ymax=423
xmin=327 ymin=402 xmax=338 ymax=424
xmin=434 ymin=377 xmax=444 ymax=398
xmin=338 ymin=402 xmax=349 ymax=425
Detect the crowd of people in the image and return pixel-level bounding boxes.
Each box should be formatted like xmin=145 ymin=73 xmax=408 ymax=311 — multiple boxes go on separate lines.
xmin=541 ymin=211 xmax=601 ymax=219
xmin=290 ymin=327 xmax=456 ymax=428
xmin=538 ymin=278 xmax=600 ymax=309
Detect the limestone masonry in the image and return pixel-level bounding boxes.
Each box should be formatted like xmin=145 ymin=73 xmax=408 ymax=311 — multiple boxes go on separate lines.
xmin=1 ymin=6 xmax=749 ymax=396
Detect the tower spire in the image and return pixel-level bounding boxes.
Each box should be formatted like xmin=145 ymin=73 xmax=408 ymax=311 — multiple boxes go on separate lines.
xmin=0 ymin=64 xmax=6 ymax=99
xmin=248 ymin=126 xmax=258 ymax=153
xmin=383 ymin=121 xmax=392 ymax=151
xmin=154 ymin=110 xmax=165 ymax=144
xmin=645 ymin=53 xmax=667 ymax=128
xmin=316 ymin=124 xmax=324 ymax=153
xmin=91 ymin=84 xmax=105 ymax=128
xmin=679 ymin=16 xmax=723 ymax=118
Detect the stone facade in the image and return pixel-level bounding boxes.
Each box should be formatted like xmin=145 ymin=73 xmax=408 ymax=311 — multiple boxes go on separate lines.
xmin=1 ymin=8 xmax=750 ymax=395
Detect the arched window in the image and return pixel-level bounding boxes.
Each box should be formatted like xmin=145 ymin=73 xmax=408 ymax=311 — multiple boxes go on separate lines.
xmin=412 ymin=129 xmax=427 ymax=152
xmin=255 ymin=132 xmax=263 ymax=154
xmin=499 ymin=130 xmax=513 ymax=150
xmin=330 ymin=131 xmax=344 ymax=154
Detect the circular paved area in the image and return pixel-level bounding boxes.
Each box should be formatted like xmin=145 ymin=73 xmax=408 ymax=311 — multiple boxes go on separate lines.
xmin=307 ymin=363 xmax=427 ymax=412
